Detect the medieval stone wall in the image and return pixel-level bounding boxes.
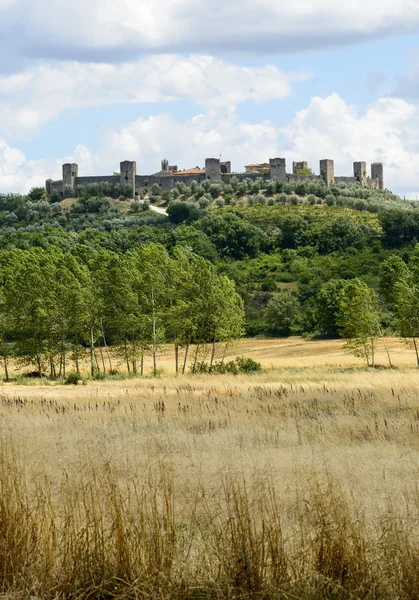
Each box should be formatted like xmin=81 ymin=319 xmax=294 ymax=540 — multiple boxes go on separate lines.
xmin=45 ymin=158 xmax=384 ymax=196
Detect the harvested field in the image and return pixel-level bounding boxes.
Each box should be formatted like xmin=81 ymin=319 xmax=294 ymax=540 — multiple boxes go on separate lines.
xmin=1 ymin=340 xmax=419 ymax=598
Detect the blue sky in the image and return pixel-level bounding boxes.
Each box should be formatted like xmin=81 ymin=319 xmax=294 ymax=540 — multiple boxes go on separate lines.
xmin=1 ymin=0 xmax=419 ymax=196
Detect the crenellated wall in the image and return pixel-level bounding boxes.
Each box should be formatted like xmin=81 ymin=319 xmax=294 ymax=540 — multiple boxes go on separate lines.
xmin=45 ymin=158 xmax=384 ymax=196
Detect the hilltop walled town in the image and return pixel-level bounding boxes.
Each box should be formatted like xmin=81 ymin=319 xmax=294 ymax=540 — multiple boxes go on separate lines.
xmin=46 ymin=157 xmax=384 ymax=198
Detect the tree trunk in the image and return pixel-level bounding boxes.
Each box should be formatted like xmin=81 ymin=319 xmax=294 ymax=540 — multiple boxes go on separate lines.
xmin=192 ymin=344 xmax=200 ymax=374
xmin=175 ymin=343 xmax=179 ymax=375
xmin=90 ymin=327 xmax=95 ymax=377
xmin=221 ymin=343 xmax=229 ymax=367
xmin=414 ymin=337 xmax=419 ymax=367
xmin=182 ymin=335 xmax=191 ymax=375
xmin=3 ymin=357 xmax=9 ymax=383
xmin=140 ymin=348 xmax=144 ymax=376
xmin=376 ymin=318 xmax=392 ymax=368
xmin=363 ymin=342 xmax=370 ymax=368
xmin=98 ymin=343 xmax=106 ymax=373
xmin=101 ymin=321 xmax=113 ymax=372
xmin=371 ymin=339 xmax=375 ymax=368
xmin=152 ymin=287 xmax=157 ymax=376
xmin=61 ymin=330 xmax=66 ymax=378
xmin=75 ymin=331 xmax=80 ymax=374
xmin=209 ymin=338 xmax=216 ymax=372
xmin=124 ymin=337 xmax=131 ymax=374
xmin=382 ymin=335 xmax=392 ymax=369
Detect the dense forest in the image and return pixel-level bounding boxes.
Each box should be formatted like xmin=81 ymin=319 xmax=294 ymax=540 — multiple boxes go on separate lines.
xmin=1 ymin=174 xmax=419 ymax=376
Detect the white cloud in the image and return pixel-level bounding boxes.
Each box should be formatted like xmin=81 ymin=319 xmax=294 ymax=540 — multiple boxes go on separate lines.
xmin=99 ymin=108 xmax=279 ymax=174
xmin=1 ymin=0 xmax=419 ymax=64
xmin=0 ymin=55 xmax=302 ymax=139
xmin=0 ymin=139 xmax=94 ymax=193
xmin=280 ymin=93 xmax=419 ymax=195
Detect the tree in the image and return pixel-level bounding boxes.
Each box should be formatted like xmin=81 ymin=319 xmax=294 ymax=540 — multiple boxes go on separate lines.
xmin=338 ymin=280 xmax=381 ymax=367
xmin=393 ymin=276 xmax=419 ymax=366
xmin=316 ymin=279 xmax=346 ymax=337
xmin=379 ymin=255 xmax=409 ymax=306
xmin=264 ymin=291 xmax=300 ymax=336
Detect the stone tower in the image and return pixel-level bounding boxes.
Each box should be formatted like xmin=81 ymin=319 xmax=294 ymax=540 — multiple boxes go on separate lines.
xmin=269 ymin=158 xmax=286 ymax=180
xmin=320 ymin=159 xmax=334 ymax=186
xmin=161 ymin=159 xmax=169 ymax=172
xmin=62 ymin=163 xmax=78 ymax=193
xmin=120 ymin=161 xmax=136 ymax=198
xmin=205 ymin=158 xmax=222 ymax=182
xmin=354 ymin=162 xmax=367 ymax=187
xmin=371 ymin=163 xmax=384 ymax=190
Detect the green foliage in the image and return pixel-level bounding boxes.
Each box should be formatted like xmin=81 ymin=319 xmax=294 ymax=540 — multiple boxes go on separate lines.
xmin=167 ymin=201 xmax=200 ymax=224
xmin=196 ymin=213 xmax=268 ymax=259
xmin=28 ymin=187 xmax=46 ymax=202
xmin=192 ymin=355 xmax=261 ymax=375
xmin=65 ymin=371 xmax=82 ymax=385
xmin=295 ymin=167 xmax=315 ymax=176
xmin=316 ymin=279 xmax=346 ymax=337
xmin=264 ymin=291 xmax=300 ymax=336
xmin=338 ymin=279 xmax=381 ymax=367
xmin=235 ymin=355 xmax=262 ymax=373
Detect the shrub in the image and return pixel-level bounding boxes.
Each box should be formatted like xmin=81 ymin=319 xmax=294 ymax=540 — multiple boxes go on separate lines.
xmin=326 ymin=194 xmax=335 ymax=206
xmin=50 ymin=189 xmax=62 ymax=203
xmin=199 ymin=197 xmax=209 ymax=209
xmin=235 ymin=356 xmax=262 ymax=373
xmin=65 ymin=371 xmax=82 ymax=385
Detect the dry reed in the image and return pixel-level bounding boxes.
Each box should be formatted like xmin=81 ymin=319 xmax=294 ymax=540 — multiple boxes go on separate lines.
xmin=1 ymin=372 xmax=419 ymax=598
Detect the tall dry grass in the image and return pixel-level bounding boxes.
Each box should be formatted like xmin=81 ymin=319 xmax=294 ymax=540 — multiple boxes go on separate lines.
xmin=1 ymin=373 xmax=419 ymax=598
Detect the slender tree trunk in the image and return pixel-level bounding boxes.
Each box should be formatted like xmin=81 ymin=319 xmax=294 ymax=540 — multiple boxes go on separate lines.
xmin=50 ymin=356 xmax=55 ymax=380
xmin=75 ymin=332 xmax=80 ymax=374
xmin=192 ymin=344 xmax=200 ymax=374
xmin=376 ymin=318 xmax=392 ymax=368
xmin=61 ymin=328 xmax=66 ymax=378
xmin=90 ymin=327 xmax=95 ymax=377
xmin=371 ymin=339 xmax=375 ymax=368
xmin=36 ymin=355 xmax=42 ymax=376
xmin=182 ymin=335 xmax=191 ymax=375
xmin=382 ymin=335 xmax=393 ymax=369
xmin=124 ymin=337 xmax=131 ymax=374
xmin=209 ymin=338 xmax=216 ymax=372
xmin=221 ymin=342 xmax=229 ymax=367
xmin=175 ymin=343 xmax=179 ymax=375
xmin=140 ymin=348 xmax=144 ymax=376
xmin=101 ymin=321 xmax=113 ymax=372
xmin=152 ymin=286 xmax=157 ymax=376
xmin=94 ymin=350 xmax=100 ymax=373
xmin=363 ymin=342 xmax=370 ymax=368
xmin=98 ymin=343 xmax=106 ymax=373
xmin=414 ymin=337 xmax=419 ymax=367
xmin=3 ymin=357 xmax=9 ymax=383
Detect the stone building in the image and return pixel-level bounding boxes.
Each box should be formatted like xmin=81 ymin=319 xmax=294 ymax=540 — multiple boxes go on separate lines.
xmin=46 ymin=157 xmax=385 ymax=197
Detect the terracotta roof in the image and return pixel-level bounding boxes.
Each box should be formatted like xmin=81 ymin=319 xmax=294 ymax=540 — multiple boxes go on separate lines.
xmin=245 ymin=163 xmax=270 ymax=168
xmin=173 ymin=168 xmax=205 ymax=175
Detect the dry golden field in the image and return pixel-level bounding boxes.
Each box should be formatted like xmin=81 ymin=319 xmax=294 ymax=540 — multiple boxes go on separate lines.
xmin=1 ymin=338 xmax=419 ymax=599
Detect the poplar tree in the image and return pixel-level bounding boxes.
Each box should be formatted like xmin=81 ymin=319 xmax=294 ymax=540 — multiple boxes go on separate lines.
xmin=338 ymin=279 xmax=381 ymax=367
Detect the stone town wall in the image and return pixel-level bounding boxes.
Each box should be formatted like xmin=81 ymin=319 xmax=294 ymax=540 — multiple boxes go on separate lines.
xmin=334 ymin=176 xmax=357 ymax=184
xmin=46 ymin=158 xmax=384 ymax=196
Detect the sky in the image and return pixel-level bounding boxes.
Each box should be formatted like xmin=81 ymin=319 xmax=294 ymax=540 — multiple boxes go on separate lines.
xmin=1 ymin=0 xmax=419 ymax=197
